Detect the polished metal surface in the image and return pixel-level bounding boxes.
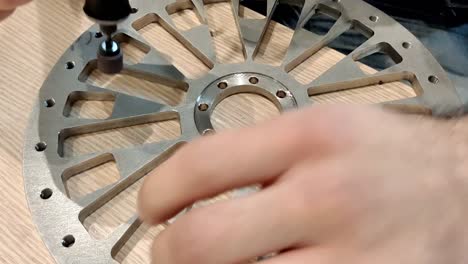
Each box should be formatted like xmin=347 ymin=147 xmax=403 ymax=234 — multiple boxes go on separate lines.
xmin=23 ymin=0 xmax=464 ymax=263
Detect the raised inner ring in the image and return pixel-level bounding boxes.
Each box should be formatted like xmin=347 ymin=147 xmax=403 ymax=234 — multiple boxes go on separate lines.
xmin=194 ymin=72 xmax=298 ymax=133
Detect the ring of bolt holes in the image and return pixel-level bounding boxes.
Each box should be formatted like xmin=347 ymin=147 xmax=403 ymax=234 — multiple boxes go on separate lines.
xmin=202 ymin=76 xmax=288 ymax=111
xmin=36 ymin=5 xmax=443 ymax=245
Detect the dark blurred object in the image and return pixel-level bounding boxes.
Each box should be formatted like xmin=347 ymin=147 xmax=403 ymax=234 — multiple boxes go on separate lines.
xmin=366 ymin=0 xmax=468 ymax=26
xmin=83 ymin=0 xmax=131 ymax=23
xmin=242 ymin=0 xmax=468 ymax=26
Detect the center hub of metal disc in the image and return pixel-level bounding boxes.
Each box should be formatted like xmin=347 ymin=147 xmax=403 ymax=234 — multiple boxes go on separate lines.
xmin=194 ymin=72 xmax=298 ymax=134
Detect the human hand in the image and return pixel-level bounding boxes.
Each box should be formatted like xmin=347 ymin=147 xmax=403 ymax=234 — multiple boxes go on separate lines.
xmin=0 ymin=0 xmax=31 ymax=20
xmin=138 ymin=105 xmax=468 ymax=264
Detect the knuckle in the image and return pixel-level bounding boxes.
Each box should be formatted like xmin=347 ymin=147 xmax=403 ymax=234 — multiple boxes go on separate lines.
xmin=0 ymin=9 xmax=14 ymax=20
xmin=291 ymin=164 xmax=356 ymax=217
xmin=137 ymin=177 xmax=159 ymax=224
xmin=303 ymin=106 xmax=372 ymax=148
xmin=136 ymin=192 xmax=151 ymax=224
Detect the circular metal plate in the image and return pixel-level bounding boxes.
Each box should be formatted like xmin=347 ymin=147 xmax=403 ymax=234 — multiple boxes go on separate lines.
xmin=23 ymin=0 xmax=463 ymax=263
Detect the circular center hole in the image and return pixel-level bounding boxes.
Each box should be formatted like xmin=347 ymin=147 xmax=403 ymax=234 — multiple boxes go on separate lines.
xmin=211 ymin=93 xmax=280 ymax=131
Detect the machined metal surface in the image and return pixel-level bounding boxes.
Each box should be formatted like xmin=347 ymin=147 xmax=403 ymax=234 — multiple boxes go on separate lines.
xmin=23 ymin=0 xmax=464 ymax=263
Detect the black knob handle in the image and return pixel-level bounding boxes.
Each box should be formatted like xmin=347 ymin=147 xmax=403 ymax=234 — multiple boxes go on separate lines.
xmin=83 ymin=0 xmax=132 ymax=23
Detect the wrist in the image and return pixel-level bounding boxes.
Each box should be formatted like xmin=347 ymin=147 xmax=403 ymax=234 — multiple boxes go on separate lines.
xmin=433 ymin=117 xmax=468 ymax=259
xmin=450 ymin=117 xmax=468 ymax=174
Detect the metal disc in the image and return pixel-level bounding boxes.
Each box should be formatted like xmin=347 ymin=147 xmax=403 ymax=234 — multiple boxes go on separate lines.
xmin=23 ymin=0 xmax=463 ymax=263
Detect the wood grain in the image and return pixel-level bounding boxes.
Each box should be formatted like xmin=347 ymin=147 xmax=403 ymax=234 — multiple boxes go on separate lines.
xmin=0 ymin=1 xmax=415 ymax=263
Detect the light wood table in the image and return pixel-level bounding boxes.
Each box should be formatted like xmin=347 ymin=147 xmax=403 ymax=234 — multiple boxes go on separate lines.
xmin=0 ymin=1 xmax=413 ymax=263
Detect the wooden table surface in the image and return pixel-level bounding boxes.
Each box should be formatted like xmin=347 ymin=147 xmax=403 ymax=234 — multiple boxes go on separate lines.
xmin=0 ymin=0 xmax=414 ymax=263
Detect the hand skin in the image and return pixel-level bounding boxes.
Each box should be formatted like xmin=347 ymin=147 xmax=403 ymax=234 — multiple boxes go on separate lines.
xmin=0 ymin=0 xmax=31 ymax=20
xmin=138 ymin=105 xmax=468 ymax=264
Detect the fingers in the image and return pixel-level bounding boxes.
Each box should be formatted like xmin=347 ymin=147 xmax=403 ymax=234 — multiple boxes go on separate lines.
xmin=138 ymin=108 xmax=335 ymax=224
xmin=0 ymin=8 xmax=13 ymax=20
xmin=261 ymin=247 xmax=338 ymax=264
xmin=151 ymin=184 xmax=308 ymax=264
xmin=0 ymin=0 xmax=30 ymax=10
xmin=0 ymin=0 xmax=30 ymax=20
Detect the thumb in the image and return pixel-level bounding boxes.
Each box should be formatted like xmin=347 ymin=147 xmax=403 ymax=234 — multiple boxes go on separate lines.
xmin=0 ymin=9 xmax=14 ymax=20
xmin=0 ymin=0 xmax=31 ymax=10
xmin=0 ymin=0 xmax=31 ymax=20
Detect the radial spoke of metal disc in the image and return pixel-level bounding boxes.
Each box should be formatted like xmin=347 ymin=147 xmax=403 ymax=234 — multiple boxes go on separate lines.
xmin=284 ymin=16 xmax=352 ymax=71
xmin=233 ymin=0 xmax=279 ymax=60
xmin=308 ymin=71 xmax=411 ymax=95
xmin=77 ymin=140 xmax=183 ymax=215
xmin=109 ymin=215 xmax=142 ymax=257
xmin=380 ymin=97 xmax=431 ymax=115
xmin=125 ymin=0 xmax=216 ymax=71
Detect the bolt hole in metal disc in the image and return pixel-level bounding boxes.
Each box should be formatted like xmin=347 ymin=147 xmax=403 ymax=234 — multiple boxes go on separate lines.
xmin=40 ymin=188 xmax=53 ymax=200
xmin=62 ymin=235 xmax=76 ymax=248
xmin=23 ymin=0 xmax=463 ymax=263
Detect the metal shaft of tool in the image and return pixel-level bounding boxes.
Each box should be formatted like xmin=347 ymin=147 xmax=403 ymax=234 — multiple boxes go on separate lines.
xmin=85 ymin=0 xmax=131 ymax=73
